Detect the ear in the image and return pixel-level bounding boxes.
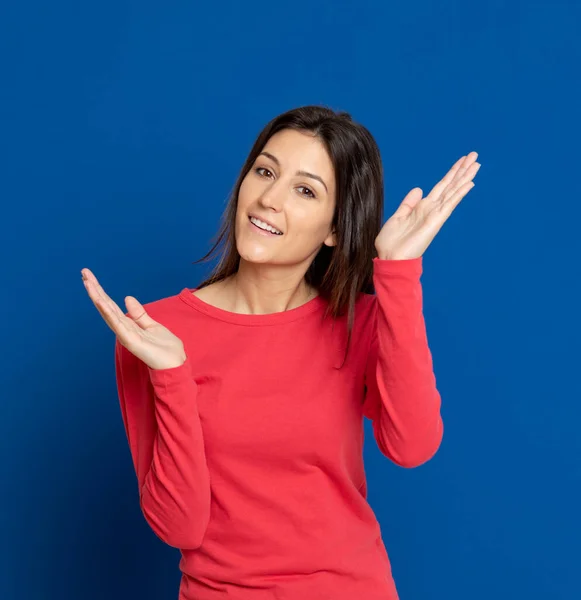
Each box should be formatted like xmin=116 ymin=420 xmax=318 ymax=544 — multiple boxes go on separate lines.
xmin=323 ymin=228 xmax=337 ymax=247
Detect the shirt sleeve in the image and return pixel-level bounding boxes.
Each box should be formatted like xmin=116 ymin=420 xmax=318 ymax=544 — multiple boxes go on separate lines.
xmin=114 ymin=339 xmax=211 ymax=548
xmin=362 ymin=256 xmax=444 ymax=468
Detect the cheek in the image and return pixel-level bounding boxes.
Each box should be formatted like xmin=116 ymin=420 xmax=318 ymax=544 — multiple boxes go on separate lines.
xmin=235 ymin=182 xmax=253 ymax=224
xmin=288 ymin=211 xmax=332 ymax=245
xmin=237 ymin=179 xmax=250 ymax=210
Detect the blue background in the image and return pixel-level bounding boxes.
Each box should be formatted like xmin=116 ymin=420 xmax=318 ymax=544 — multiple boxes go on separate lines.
xmin=1 ymin=1 xmax=579 ymax=598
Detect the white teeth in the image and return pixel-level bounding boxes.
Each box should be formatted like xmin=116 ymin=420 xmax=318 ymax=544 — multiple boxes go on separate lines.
xmin=250 ymin=216 xmax=282 ymax=235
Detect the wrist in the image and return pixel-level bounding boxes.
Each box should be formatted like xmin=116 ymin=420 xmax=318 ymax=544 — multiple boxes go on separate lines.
xmin=150 ymin=351 xmax=187 ymax=371
xmin=375 ymin=250 xmax=422 ymax=261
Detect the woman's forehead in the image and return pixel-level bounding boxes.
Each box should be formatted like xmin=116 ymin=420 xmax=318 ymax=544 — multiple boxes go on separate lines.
xmin=261 ymin=130 xmax=335 ymax=180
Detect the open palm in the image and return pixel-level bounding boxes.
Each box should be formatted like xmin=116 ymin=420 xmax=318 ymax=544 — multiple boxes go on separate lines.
xmin=375 ymin=151 xmax=481 ymax=260
xmin=81 ymin=268 xmax=186 ymax=370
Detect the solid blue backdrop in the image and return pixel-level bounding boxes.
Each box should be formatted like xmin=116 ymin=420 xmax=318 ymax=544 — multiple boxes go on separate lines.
xmin=1 ymin=1 xmax=579 ymax=599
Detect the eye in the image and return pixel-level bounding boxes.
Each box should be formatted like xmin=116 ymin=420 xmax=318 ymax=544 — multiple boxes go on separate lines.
xmin=255 ymin=167 xmax=273 ymax=178
xmin=297 ymin=186 xmax=315 ymax=198
xmin=254 ymin=167 xmax=315 ymax=198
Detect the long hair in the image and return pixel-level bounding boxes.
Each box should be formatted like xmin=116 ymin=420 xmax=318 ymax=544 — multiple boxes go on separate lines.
xmin=193 ymin=105 xmax=384 ymax=367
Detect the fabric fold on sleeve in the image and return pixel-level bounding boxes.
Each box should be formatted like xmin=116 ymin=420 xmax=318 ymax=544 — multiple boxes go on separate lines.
xmin=115 ymin=340 xmax=211 ymax=548
xmin=363 ymin=256 xmax=444 ymax=468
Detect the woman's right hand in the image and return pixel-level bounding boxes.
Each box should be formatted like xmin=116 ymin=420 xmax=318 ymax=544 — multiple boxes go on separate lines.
xmin=81 ymin=268 xmax=187 ymax=370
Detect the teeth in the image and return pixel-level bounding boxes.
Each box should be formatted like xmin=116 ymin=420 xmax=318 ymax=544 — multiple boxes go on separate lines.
xmin=250 ymin=216 xmax=282 ymax=235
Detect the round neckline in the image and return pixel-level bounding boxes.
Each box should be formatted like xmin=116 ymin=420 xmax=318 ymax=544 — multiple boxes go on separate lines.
xmin=178 ymin=287 xmax=328 ymax=326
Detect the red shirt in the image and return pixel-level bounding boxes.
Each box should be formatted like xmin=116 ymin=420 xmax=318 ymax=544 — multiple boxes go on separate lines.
xmin=114 ymin=256 xmax=443 ymax=599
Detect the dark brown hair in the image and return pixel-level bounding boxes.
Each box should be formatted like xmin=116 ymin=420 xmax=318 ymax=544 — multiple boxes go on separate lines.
xmin=193 ymin=104 xmax=384 ymax=367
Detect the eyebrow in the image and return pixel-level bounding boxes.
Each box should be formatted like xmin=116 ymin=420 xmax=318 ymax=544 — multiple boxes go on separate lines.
xmin=258 ymin=151 xmax=328 ymax=193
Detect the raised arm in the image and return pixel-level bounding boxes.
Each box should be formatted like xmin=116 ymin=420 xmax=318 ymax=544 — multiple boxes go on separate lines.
xmin=364 ymin=151 xmax=480 ymax=466
xmin=363 ymin=257 xmax=443 ymax=468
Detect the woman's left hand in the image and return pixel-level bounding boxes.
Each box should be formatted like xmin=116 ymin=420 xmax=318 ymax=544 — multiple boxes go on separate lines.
xmin=375 ymin=151 xmax=481 ymax=260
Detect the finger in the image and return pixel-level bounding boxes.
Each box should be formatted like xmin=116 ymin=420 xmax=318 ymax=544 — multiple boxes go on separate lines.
xmin=393 ymin=187 xmax=423 ymax=219
xmin=427 ymin=152 xmax=478 ymax=201
xmin=81 ymin=269 xmax=157 ymax=333
xmin=82 ymin=276 xmax=137 ymax=338
xmin=82 ymin=277 xmax=108 ymax=321
xmin=425 ymin=155 xmax=465 ymax=200
xmin=82 ymin=269 xmax=129 ymax=324
xmin=441 ymin=161 xmax=480 ymax=204
xmin=124 ymin=295 xmax=158 ymax=330
xmin=438 ymin=181 xmax=475 ymax=217
xmin=443 ymin=154 xmax=479 ymax=193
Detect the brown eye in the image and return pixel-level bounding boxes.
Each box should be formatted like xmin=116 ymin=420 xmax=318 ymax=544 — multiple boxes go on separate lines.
xmin=255 ymin=167 xmax=273 ymax=178
xmin=298 ymin=186 xmax=315 ymax=198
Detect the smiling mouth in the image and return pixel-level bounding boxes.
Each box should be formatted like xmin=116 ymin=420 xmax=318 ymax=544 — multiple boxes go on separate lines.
xmin=248 ymin=215 xmax=283 ymax=235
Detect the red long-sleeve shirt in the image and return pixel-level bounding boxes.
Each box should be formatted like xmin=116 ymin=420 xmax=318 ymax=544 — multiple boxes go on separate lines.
xmin=114 ymin=256 xmax=443 ymax=599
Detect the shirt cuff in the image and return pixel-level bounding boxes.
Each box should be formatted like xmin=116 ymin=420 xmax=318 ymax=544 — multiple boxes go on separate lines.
xmin=373 ymin=256 xmax=423 ymax=279
xmin=147 ymin=355 xmax=194 ymax=389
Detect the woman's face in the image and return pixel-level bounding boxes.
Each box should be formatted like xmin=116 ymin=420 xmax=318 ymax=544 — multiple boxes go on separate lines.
xmin=235 ymin=128 xmax=336 ymax=267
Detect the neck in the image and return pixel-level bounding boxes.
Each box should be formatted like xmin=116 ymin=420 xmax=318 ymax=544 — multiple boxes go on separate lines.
xmin=223 ymin=259 xmax=317 ymax=315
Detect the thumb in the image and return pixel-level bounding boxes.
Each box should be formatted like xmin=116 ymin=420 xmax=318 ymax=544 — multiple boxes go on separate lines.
xmin=394 ymin=187 xmax=423 ymax=218
xmin=125 ymin=296 xmax=156 ymax=329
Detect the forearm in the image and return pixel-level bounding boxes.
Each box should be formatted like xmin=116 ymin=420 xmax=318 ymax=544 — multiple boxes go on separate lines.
xmin=365 ymin=257 xmax=443 ymax=467
xmin=140 ymin=359 xmax=211 ymax=548
xmin=115 ymin=342 xmax=211 ymax=549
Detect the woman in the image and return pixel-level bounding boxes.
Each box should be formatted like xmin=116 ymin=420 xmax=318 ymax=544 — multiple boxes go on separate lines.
xmin=82 ymin=105 xmax=480 ymax=599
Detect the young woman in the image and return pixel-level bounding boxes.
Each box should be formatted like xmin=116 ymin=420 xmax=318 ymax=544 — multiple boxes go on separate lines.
xmin=82 ymin=105 xmax=480 ymax=599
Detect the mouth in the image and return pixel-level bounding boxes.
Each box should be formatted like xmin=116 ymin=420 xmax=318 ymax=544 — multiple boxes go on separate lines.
xmin=248 ymin=215 xmax=284 ymax=236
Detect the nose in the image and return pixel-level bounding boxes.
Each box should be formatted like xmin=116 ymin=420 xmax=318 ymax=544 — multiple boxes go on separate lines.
xmin=258 ymin=181 xmax=284 ymax=212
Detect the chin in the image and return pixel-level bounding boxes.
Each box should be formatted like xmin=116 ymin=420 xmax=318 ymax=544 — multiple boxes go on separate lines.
xmin=236 ymin=242 xmax=274 ymax=264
